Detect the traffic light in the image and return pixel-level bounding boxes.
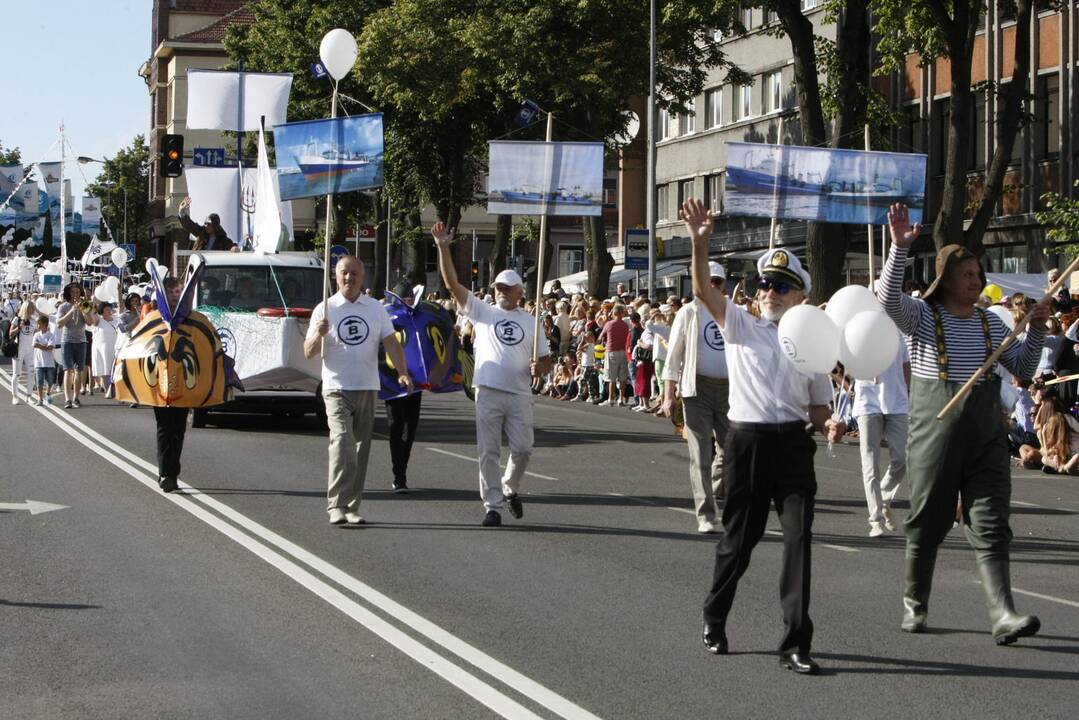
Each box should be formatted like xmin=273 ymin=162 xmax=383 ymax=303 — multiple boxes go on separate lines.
xmin=160 ymin=134 xmax=184 ymax=177
xmin=470 ymin=261 xmax=480 ymax=286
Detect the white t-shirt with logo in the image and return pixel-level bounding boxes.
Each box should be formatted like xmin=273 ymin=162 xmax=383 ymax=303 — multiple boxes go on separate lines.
xmin=696 ymin=304 xmax=729 ymax=379
xmin=15 ymin=317 xmax=35 ymax=357
xmin=307 ymin=293 xmax=395 ymax=392
xmin=32 ymin=330 xmax=56 ymax=368
xmin=461 ymin=294 xmax=549 ymax=395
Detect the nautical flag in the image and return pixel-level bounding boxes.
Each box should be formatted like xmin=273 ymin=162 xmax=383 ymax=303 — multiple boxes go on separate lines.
xmin=80 ymin=235 xmax=117 ymax=266
xmin=185 ymin=70 xmax=293 ymax=132
xmin=253 ymin=122 xmax=286 ymax=253
xmin=81 ymin=196 xmax=102 ymax=235
xmin=38 ymin=162 xmax=62 ymax=221
xmin=185 ymin=167 xmax=294 ymax=249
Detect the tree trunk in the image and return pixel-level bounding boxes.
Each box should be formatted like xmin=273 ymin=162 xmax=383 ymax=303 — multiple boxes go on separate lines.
xmin=488 ymin=214 xmax=511 ymax=280
xmin=933 ymin=7 xmax=977 ymax=250
xmin=402 ymin=208 xmax=425 ymax=283
xmin=965 ymin=0 xmax=1033 ymax=253
xmin=584 ymin=216 xmax=614 ymax=297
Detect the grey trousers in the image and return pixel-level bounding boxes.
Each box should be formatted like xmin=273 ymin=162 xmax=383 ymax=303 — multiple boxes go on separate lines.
xmin=856 ymin=413 xmax=908 ymax=525
xmin=324 ymin=389 xmax=377 ymax=513
xmin=682 ymin=376 xmax=730 ymax=525
xmin=475 ymin=386 xmax=534 ymax=510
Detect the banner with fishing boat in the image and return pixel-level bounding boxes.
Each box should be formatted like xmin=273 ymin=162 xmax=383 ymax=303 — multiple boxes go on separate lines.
xmin=724 ymin=142 xmax=927 ymax=225
xmin=273 ymin=113 xmax=385 ymax=201
xmin=487 ymin=141 xmax=604 ymax=217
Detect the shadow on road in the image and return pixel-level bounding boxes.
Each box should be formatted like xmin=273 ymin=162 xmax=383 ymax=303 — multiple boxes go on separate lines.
xmin=813 ymin=651 xmax=1079 ymax=679
xmin=0 ymin=598 xmax=100 ymax=610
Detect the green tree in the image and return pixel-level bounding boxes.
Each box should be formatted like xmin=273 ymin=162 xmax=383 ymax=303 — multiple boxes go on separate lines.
xmin=1036 ymin=181 xmax=1079 ymax=260
xmin=0 ymin=141 xmax=21 ymax=166
xmin=83 ymin=135 xmax=152 ymax=260
xmin=874 ymin=0 xmax=1036 ymax=254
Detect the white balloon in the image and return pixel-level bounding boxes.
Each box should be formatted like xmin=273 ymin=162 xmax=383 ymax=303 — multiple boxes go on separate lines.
xmin=104 ymin=275 xmax=120 ymax=292
xmin=94 ymin=285 xmax=111 ymax=303
xmin=841 ymin=311 xmax=901 ymax=380
xmin=826 ymin=285 xmax=882 ymax=329
xmin=319 ymin=28 xmax=358 ymax=81
xmin=111 ymin=247 xmax=128 ymax=268
xmin=777 ymin=304 xmax=841 ymax=376
xmin=36 ymin=298 xmax=56 ymax=315
xmin=987 ymin=304 xmax=1015 ymax=331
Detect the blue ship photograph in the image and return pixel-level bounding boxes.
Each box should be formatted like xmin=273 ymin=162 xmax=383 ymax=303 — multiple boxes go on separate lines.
xmin=487 ymin=141 xmax=604 ymax=217
xmin=274 ymin=113 xmax=385 ymax=200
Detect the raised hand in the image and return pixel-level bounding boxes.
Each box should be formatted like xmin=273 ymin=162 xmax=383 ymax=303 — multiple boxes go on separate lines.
xmin=887 ymin=203 xmax=921 ymax=249
xmin=179 ymin=196 xmax=192 ymax=211
xmin=680 ymin=198 xmax=714 ymax=242
xmin=431 ymin=221 xmax=455 ymax=247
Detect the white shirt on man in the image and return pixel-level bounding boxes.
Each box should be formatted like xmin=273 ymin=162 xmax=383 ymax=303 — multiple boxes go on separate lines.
xmin=307 ymin=293 xmax=395 ymax=392
xmin=852 ymin=345 xmax=910 ymax=417
xmin=461 ymin=293 xmax=549 ymax=396
xmin=721 ymin=300 xmax=832 ymax=423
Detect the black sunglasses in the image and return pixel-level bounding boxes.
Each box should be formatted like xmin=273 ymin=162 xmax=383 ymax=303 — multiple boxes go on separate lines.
xmin=758 ymin=278 xmax=793 ymax=295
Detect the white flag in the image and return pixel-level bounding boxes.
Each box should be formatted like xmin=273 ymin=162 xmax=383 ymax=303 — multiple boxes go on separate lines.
xmin=253 ymin=123 xmax=286 ymax=253
xmin=81 ymin=236 xmax=117 ymax=266
xmin=186 ymin=167 xmax=293 ymax=249
xmin=185 ymin=70 xmax=292 ymax=132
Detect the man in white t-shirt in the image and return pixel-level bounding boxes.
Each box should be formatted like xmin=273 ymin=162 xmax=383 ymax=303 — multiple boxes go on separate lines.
xmin=433 ymin=222 xmax=552 ymax=527
xmin=305 ymin=256 xmax=413 ymax=526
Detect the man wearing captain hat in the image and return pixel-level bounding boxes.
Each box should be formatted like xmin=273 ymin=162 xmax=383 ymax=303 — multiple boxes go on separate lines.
xmin=683 ymin=197 xmax=844 ymax=675
xmin=661 ymin=260 xmax=732 ymax=534
xmin=432 ymin=222 xmax=553 ymax=527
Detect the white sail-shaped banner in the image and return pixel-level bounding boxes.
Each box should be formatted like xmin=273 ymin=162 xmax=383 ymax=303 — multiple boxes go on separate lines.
xmin=185 ymin=70 xmax=292 ymax=132
xmin=185 ymin=167 xmax=293 ymax=249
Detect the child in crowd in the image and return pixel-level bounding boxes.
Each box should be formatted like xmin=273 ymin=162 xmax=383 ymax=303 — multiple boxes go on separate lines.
xmin=574 ymin=330 xmax=600 ymax=403
xmin=32 ymin=315 xmax=57 ymax=407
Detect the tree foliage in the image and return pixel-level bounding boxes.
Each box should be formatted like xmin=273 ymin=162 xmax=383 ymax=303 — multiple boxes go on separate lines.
xmin=83 ymin=135 xmax=152 ymax=258
xmin=0 ymin=141 xmax=21 ymax=166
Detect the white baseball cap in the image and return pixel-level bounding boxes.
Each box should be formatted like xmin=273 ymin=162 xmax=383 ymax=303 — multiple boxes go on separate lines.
xmin=493 ymin=269 xmax=523 ymax=287
xmin=708 ymin=261 xmax=726 ymax=280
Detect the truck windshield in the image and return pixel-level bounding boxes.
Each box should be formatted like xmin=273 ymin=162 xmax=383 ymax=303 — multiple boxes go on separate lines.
xmin=197 ymin=266 xmax=324 ymax=310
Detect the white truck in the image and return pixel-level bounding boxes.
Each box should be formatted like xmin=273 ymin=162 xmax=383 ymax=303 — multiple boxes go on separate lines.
xmin=181 ymin=250 xmax=327 ymax=428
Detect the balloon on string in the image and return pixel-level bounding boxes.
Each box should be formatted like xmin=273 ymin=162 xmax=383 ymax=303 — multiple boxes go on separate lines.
xmin=111 ymin=247 xmax=128 ymax=268
xmin=94 ymin=284 xmax=111 ymax=303
xmin=319 ymin=29 xmax=358 ymax=81
xmin=840 ymin=311 xmax=901 ymax=380
xmin=987 ymin=304 xmax=1015 ymax=331
xmin=777 ymin=305 xmax=840 ymax=376
xmin=104 ymin=275 xmax=120 ymax=292
xmin=825 ymin=285 xmax=882 ymax=329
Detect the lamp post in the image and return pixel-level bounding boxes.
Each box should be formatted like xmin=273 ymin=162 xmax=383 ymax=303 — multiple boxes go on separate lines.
xmin=77 ymin=156 xmax=127 ymax=244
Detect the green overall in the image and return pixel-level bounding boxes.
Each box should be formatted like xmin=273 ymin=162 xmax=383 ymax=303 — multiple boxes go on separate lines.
xmin=902 ymin=306 xmax=1039 ymax=643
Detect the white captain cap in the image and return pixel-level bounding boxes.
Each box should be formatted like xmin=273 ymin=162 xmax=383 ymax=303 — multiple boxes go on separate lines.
xmin=756 ymin=248 xmax=811 ymax=293
xmin=493 ymin=269 xmax=523 ymax=287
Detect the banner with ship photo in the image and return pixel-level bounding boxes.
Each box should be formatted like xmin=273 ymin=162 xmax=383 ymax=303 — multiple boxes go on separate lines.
xmin=80 ymin=196 xmax=102 ymax=236
xmin=487 ymin=141 xmax=604 ymax=217
xmin=273 ymin=114 xmax=385 ymax=201
xmin=723 ymin=142 xmax=928 ymax=225
xmin=38 ymin=162 xmax=62 ymax=220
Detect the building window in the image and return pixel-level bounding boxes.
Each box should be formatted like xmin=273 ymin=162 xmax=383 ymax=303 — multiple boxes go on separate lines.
xmin=705 ymin=88 xmax=723 ymax=129
xmin=704 ymin=173 xmax=724 ymax=213
xmin=801 ymin=0 xmax=817 ymax=10
xmin=766 ymin=71 xmax=783 ymax=114
xmin=737 ymin=84 xmax=753 ymax=121
xmin=741 ymin=7 xmax=753 ymax=30
xmin=933 ymin=98 xmax=950 ymax=175
xmin=1039 ymin=73 xmax=1060 ymax=157
xmin=558 ymin=246 xmax=585 ymax=277
xmin=899 ymin=105 xmax=924 ymax=154
xmin=683 ymin=111 xmax=695 ymax=135
xmin=656 ymin=184 xmax=669 ymax=221
xmin=659 ymin=109 xmax=672 ymax=140
xmin=678 ymin=178 xmax=696 ymax=207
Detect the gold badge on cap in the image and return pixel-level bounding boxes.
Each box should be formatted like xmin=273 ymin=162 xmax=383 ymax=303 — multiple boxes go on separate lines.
xmin=772 ymin=251 xmax=789 ymax=268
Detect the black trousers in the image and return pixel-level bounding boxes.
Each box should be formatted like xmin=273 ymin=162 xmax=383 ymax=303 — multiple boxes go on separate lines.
xmin=154 ymin=406 xmax=190 ymax=479
xmin=702 ymin=423 xmax=817 ymax=654
xmin=385 ymin=392 xmax=422 ymax=483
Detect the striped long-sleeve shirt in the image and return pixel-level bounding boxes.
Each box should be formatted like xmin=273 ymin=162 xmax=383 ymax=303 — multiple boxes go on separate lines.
xmin=878 ymin=245 xmax=1044 ymax=383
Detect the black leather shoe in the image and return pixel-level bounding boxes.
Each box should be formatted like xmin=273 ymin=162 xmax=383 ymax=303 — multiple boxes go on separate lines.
xmin=482 ymin=510 xmax=502 ymax=527
xmin=159 ymin=476 xmax=178 ymax=493
xmin=506 ymin=493 xmax=524 ymax=519
xmin=702 ymin=624 xmax=728 ymax=655
xmin=779 ymin=652 xmax=820 ymax=675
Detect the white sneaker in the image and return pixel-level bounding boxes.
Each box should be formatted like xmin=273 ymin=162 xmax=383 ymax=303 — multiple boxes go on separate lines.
xmin=328 ymin=508 xmax=347 ymax=525
xmin=868 ymin=523 xmax=885 ymax=538
xmin=44 ymin=396 xmax=52 ymax=406
xmin=345 ymin=511 xmax=365 ymax=525
xmin=598 ymin=400 xmax=613 ymax=407
xmin=697 ymin=519 xmax=718 ymax=534
xmin=11 ymin=397 xmax=18 ymax=405
xmin=882 ymin=508 xmax=898 ymax=532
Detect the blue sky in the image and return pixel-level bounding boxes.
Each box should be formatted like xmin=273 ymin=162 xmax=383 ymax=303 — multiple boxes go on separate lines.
xmin=0 ymin=1 xmax=149 ymax=199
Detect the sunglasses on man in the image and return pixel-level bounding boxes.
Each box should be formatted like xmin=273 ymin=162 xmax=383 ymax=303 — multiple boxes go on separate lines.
xmin=757 ymin=277 xmax=793 ymax=295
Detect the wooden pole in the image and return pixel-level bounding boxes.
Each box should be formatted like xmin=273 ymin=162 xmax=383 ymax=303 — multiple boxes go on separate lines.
xmin=533 ymin=110 xmax=554 ymax=361
xmin=937 ymin=253 xmax=1079 ymax=419
xmin=768 ymin=116 xmax=784 ymax=250
xmin=320 ymin=83 xmax=339 ymax=357
xmin=865 ymin=125 xmax=874 ymax=288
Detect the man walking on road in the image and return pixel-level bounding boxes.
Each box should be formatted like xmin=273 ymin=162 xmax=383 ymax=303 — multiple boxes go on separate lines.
xmin=432 ymin=222 xmax=552 ymax=527
xmin=683 ymin=197 xmax=843 ymax=676
xmin=661 ymin=261 xmax=730 ymax=534
xmin=305 ymin=256 xmax=412 ymax=526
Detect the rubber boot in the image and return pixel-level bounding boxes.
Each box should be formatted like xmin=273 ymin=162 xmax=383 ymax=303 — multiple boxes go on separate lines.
xmin=977 ymin=557 xmax=1041 ymax=645
xmin=901 ymin=553 xmax=936 ymax=633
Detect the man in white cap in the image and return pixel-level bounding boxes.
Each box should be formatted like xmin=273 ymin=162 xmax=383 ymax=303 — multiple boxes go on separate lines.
xmin=661 ymin=260 xmax=730 ymax=533
xmin=682 ymin=197 xmax=844 ymax=676
xmin=432 ymin=222 xmax=552 ymax=526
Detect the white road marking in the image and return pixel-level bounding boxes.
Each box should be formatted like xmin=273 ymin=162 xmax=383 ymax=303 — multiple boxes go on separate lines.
xmin=973 ymin=581 xmax=1079 ymax=609
xmin=426 ymin=447 xmax=560 ymax=481
xmin=0 ymin=499 xmax=69 ymax=514
xmin=0 ymin=371 xmax=604 ymax=720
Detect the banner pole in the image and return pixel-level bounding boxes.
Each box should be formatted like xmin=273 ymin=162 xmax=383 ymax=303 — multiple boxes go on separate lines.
xmin=768 ymin=116 xmax=784 ymax=250
xmin=320 ymin=82 xmax=339 ymax=357
xmin=865 ymin=124 xmax=874 ymax=288
xmin=533 ymin=110 xmax=554 ymax=362
xmin=236 ymin=60 xmax=245 ymax=248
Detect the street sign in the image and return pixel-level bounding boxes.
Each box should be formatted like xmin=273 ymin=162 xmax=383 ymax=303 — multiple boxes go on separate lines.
xmin=329 ymin=244 xmax=349 ymax=268
xmin=192 ymin=147 xmax=227 ymax=167
xmin=624 ymin=229 xmax=649 ymax=270
xmin=357 ymin=224 xmax=377 ymax=242
xmin=120 ymin=243 xmax=136 ymax=263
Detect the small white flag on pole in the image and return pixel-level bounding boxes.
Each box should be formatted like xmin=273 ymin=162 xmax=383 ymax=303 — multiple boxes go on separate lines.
xmin=253 ymin=121 xmax=286 ymax=253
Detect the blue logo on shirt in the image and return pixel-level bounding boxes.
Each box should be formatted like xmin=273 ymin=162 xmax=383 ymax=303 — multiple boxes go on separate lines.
xmin=494 ymin=319 xmax=525 ymax=346
xmin=337 ymin=315 xmax=370 ymax=346
xmin=217 ymin=328 xmax=237 ymax=357
xmin=703 ymin=321 xmax=725 ymax=351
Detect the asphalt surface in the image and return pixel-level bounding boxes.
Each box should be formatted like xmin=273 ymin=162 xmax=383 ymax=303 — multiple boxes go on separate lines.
xmin=1 ymin=369 xmax=1077 ymax=719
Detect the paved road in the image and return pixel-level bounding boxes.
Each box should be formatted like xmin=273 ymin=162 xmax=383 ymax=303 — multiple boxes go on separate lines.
xmin=1 ymin=369 xmax=1077 ymax=719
